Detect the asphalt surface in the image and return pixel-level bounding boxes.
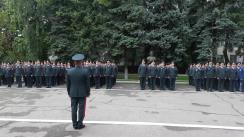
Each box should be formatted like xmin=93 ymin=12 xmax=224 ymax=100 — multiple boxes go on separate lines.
xmin=0 ymin=84 xmax=244 ymax=137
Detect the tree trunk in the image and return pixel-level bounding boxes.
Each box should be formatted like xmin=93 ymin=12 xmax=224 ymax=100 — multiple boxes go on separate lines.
xmin=223 ymin=47 xmax=229 ymax=64
xmin=124 ymin=48 xmax=128 ymax=80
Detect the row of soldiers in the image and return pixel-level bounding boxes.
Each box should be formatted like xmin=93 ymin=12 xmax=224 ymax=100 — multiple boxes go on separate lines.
xmin=0 ymin=60 xmax=118 ymax=89
xmin=88 ymin=61 xmax=118 ymax=89
xmin=138 ymin=60 xmax=178 ymax=90
xmin=188 ymin=62 xmax=244 ymax=92
xmin=0 ymin=61 xmax=68 ymax=88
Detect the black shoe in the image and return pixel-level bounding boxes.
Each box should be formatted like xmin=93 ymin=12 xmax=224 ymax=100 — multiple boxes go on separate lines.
xmin=73 ymin=126 xmax=79 ymax=130
xmin=78 ymin=124 xmax=85 ymax=129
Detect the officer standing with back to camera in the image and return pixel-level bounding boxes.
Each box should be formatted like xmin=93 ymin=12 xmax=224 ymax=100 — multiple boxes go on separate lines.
xmin=67 ymin=54 xmax=90 ymax=130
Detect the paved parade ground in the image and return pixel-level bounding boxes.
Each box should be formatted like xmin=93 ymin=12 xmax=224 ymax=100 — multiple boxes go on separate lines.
xmin=0 ymin=84 xmax=244 ymax=137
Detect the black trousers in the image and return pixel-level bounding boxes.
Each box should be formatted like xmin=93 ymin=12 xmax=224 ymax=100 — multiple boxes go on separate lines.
xmin=189 ymin=76 xmax=193 ymax=86
xmin=236 ymin=79 xmax=240 ymax=91
xmin=195 ymin=79 xmax=201 ymax=91
xmin=159 ymin=77 xmax=165 ymax=90
xmin=35 ymin=76 xmax=42 ymax=88
xmin=6 ymin=77 xmax=12 ymax=87
xmin=105 ymin=76 xmax=112 ymax=89
xmin=224 ymin=79 xmax=229 ymax=90
xmin=52 ymin=76 xmax=57 ymax=86
xmin=16 ymin=76 xmax=22 ymax=87
xmin=206 ymin=78 xmax=214 ymax=91
xmin=26 ymin=76 xmax=33 ymax=88
xmin=169 ymin=78 xmax=176 ymax=90
xmin=71 ymin=97 xmax=86 ymax=128
xmin=46 ymin=76 xmax=52 ymax=88
xmin=229 ymin=79 xmax=237 ymax=92
xmin=218 ymin=79 xmax=224 ymax=92
xmin=94 ymin=76 xmax=101 ymax=89
xmin=0 ymin=75 xmax=2 ymax=86
xmin=156 ymin=78 xmax=160 ymax=88
xmin=139 ymin=77 xmax=146 ymax=90
xmin=149 ymin=77 xmax=156 ymax=90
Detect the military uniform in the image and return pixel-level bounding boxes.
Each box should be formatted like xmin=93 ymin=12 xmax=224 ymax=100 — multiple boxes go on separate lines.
xmin=138 ymin=64 xmax=147 ymax=90
xmin=206 ymin=66 xmax=215 ymax=91
xmin=67 ymin=54 xmax=90 ymax=130
xmin=112 ymin=65 xmax=118 ymax=86
xmin=168 ymin=67 xmax=178 ymax=91
xmin=187 ymin=67 xmax=194 ymax=86
xmin=5 ymin=66 xmax=14 ymax=87
xmin=225 ymin=67 xmax=231 ymax=90
xmin=101 ymin=65 xmax=106 ymax=86
xmin=34 ymin=64 xmax=42 ymax=88
xmin=148 ymin=65 xmax=157 ymax=90
xmin=15 ymin=65 xmax=24 ymax=88
xmin=236 ymin=67 xmax=241 ymax=91
xmin=216 ymin=67 xmax=226 ymax=92
xmin=45 ymin=64 xmax=52 ymax=88
xmin=94 ymin=64 xmax=102 ymax=89
xmin=240 ymin=67 xmax=244 ymax=92
xmin=0 ymin=66 xmax=3 ymax=86
xmin=229 ymin=67 xmax=238 ymax=92
xmin=57 ymin=65 xmax=62 ymax=85
xmin=193 ymin=67 xmax=202 ymax=91
xmin=26 ymin=65 xmax=34 ymax=88
xmin=157 ymin=66 xmax=166 ymax=90
xmin=105 ymin=64 xmax=113 ymax=89
xmin=52 ymin=65 xmax=58 ymax=87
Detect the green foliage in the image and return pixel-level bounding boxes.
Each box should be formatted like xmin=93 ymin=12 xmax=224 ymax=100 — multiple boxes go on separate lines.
xmin=0 ymin=0 xmax=243 ymax=68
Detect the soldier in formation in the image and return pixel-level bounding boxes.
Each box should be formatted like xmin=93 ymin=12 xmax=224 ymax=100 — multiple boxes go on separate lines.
xmin=0 ymin=61 xmax=67 ymax=88
xmin=0 ymin=60 xmax=118 ymax=89
xmin=188 ymin=62 xmax=244 ymax=92
xmin=138 ymin=60 xmax=178 ymax=91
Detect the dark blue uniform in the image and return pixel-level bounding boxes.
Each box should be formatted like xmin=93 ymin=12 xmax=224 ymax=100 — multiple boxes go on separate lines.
xmin=105 ymin=64 xmax=113 ymax=89
xmin=5 ymin=66 xmax=14 ymax=87
xmin=206 ymin=66 xmax=215 ymax=91
xmin=0 ymin=66 xmax=3 ymax=86
xmin=26 ymin=65 xmax=34 ymax=88
xmin=167 ymin=67 xmax=178 ymax=91
xmin=94 ymin=65 xmax=102 ymax=89
xmin=193 ymin=67 xmax=202 ymax=91
xmin=138 ymin=64 xmax=147 ymax=90
xmin=157 ymin=66 xmax=166 ymax=90
xmin=216 ymin=67 xmax=226 ymax=92
xmin=15 ymin=65 xmax=24 ymax=88
xmin=148 ymin=65 xmax=157 ymax=90
xmin=45 ymin=64 xmax=52 ymax=88
xmin=34 ymin=65 xmax=43 ymax=88
xmin=229 ymin=67 xmax=238 ymax=92
xmin=67 ymin=67 xmax=90 ymax=129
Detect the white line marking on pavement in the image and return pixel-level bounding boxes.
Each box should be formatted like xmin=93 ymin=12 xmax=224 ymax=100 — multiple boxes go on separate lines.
xmin=0 ymin=118 xmax=244 ymax=131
